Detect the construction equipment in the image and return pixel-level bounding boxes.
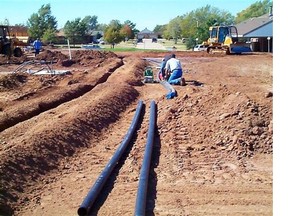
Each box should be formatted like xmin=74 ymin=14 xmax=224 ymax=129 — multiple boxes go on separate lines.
xmin=0 ymin=25 xmax=24 ymax=57
xmin=143 ymin=66 xmax=154 ymax=83
xmin=204 ymin=25 xmax=251 ymax=54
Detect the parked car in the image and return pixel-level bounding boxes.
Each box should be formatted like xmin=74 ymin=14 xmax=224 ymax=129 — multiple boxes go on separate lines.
xmin=152 ymin=38 xmax=157 ymax=43
xmin=82 ymin=44 xmax=101 ymax=50
xmin=193 ymin=44 xmax=208 ymax=52
xmin=137 ymin=38 xmax=143 ymax=43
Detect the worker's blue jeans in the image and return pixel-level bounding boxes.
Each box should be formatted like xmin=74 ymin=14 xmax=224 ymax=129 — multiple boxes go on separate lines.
xmin=168 ymin=69 xmax=182 ymax=85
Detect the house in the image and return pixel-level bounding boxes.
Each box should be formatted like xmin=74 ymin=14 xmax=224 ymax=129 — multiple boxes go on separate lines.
xmin=90 ymin=30 xmax=104 ymax=43
xmin=55 ymin=29 xmax=100 ymax=44
xmin=9 ymin=25 xmax=29 ymax=43
xmin=137 ymin=28 xmax=157 ymax=39
xmin=55 ymin=28 xmax=67 ymax=44
xmin=235 ymin=7 xmax=273 ymax=52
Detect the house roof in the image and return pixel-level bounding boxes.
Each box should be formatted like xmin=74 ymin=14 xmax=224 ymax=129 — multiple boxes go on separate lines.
xmin=56 ymin=28 xmax=65 ymax=37
xmin=9 ymin=26 xmax=29 ymax=36
xmin=138 ymin=27 xmax=154 ymax=34
xmin=244 ymin=21 xmax=273 ymax=37
xmin=235 ymin=13 xmax=273 ymax=37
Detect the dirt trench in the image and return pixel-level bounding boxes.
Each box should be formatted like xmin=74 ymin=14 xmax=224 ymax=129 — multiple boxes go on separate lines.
xmin=0 ymin=53 xmax=148 ymax=214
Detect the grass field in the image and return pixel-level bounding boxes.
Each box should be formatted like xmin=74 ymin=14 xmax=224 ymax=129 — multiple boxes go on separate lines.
xmin=101 ymin=39 xmax=189 ymax=52
xmin=158 ymin=39 xmax=188 ymax=51
xmin=53 ymin=39 xmax=191 ymax=52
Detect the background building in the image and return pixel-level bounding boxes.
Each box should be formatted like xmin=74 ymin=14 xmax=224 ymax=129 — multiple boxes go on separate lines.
xmin=137 ymin=28 xmax=157 ymax=39
xmin=236 ymin=6 xmax=273 ymax=52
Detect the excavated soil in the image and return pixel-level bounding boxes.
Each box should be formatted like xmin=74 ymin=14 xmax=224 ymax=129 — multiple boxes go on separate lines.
xmin=0 ymin=49 xmax=272 ymax=216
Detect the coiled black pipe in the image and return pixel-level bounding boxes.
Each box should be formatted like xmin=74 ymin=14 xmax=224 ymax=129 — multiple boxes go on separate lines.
xmin=77 ymin=100 xmax=144 ymax=216
xmin=134 ymin=100 xmax=156 ymax=216
xmin=160 ymin=80 xmax=177 ymax=99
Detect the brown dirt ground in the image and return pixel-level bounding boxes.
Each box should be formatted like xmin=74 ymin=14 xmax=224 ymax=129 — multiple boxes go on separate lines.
xmin=0 ymin=49 xmax=272 ymax=216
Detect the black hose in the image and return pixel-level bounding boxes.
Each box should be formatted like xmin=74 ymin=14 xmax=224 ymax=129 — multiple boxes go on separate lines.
xmin=134 ymin=100 xmax=156 ymax=216
xmin=77 ymin=100 xmax=144 ymax=216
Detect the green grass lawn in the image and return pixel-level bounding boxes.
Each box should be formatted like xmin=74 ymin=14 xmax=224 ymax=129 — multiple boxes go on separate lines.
xmin=53 ymin=39 xmax=190 ymax=52
xmin=158 ymin=39 xmax=188 ymax=51
xmin=102 ymin=39 xmax=189 ymax=52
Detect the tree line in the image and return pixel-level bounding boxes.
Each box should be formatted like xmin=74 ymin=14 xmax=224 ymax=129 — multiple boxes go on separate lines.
xmin=3 ymin=0 xmax=272 ymax=49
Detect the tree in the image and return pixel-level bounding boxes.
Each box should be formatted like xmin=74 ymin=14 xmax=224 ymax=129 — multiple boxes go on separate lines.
xmin=164 ymin=16 xmax=182 ymax=43
xmin=0 ymin=19 xmax=10 ymax=25
xmin=104 ymin=20 xmax=124 ymax=47
xmin=27 ymin=14 xmax=41 ymax=39
xmin=123 ymin=20 xmax=137 ymax=39
xmin=27 ymin=4 xmax=57 ymax=39
xmin=82 ymin=15 xmax=98 ymax=32
xmin=64 ymin=18 xmax=87 ymax=45
xmin=120 ymin=25 xmax=133 ymax=41
xmin=185 ymin=37 xmax=195 ymax=50
xmin=14 ymin=23 xmax=27 ymax=27
xmin=97 ymin=23 xmax=108 ymax=32
xmin=177 ymin=5 xmax=234 ymax=49
xmin=153 ymin=25 xmax=167 ymax=38
xmin=42 ymin=28 xmax=57 ymax=44
xmin=235 ymin=0 xmax=273 ymax=23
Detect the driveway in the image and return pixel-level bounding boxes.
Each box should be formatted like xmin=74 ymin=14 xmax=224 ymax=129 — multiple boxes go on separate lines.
xmin=135 ymin=38 xmax=166 ymax=50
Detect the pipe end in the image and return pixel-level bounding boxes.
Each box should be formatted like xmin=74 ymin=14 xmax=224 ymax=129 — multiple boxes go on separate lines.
xmin=77 ymin=207 xmax=87 ymax=216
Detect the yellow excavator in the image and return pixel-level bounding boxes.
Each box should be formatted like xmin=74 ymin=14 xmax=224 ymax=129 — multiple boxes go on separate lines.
xmin=0 ymin=25 xmax=25 ymax=57
xmin=204 ymin=25 xmax=251 ymax=54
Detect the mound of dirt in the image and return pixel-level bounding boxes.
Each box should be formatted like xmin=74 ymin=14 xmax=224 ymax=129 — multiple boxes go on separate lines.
xmin=0 ymin=73 xmax=28 ymax=90
xmin=71 ymin=50 xmax=118 ymax=66
xmin=53 ymin=50 xmax=119 ymax=67
xmin=35 ymin=50 xmax=68 ymax=62
xmin=73 ymin=49 xmax=118 ymax=59
xmin=0 ymin=55 xmax=29 ymax=65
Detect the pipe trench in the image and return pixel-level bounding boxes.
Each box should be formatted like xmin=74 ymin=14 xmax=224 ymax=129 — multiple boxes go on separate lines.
xmin=134 ymin=100 xmax=156 ymax=216
xmin=77 ymin=100 xmax=144 ymax=216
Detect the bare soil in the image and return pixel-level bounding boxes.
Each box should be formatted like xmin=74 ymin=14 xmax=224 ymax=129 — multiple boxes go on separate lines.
xmin=0 ymin=49 xmax=272 ymax=216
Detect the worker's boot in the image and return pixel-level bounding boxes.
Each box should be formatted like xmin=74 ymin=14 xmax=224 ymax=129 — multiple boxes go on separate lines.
xmin=180 ymin=77 xmax=186 ymax=86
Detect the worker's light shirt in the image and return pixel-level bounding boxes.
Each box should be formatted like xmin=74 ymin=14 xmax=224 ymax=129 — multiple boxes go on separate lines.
xmin=165 ymin=58 xmax=182 ymax=71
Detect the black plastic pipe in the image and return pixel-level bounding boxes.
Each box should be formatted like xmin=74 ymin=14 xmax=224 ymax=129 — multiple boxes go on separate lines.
xmin=134 ymin=100 xmax=156 ymax=216
xmin=160 ymin=80 xmax=177 ymax=99
xmin=77 ymin=100 xmax=144 ymax=216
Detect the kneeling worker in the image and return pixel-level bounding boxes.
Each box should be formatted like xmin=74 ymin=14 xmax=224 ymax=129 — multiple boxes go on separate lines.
xmin=164 ymin=53 xmax=186 ymax=86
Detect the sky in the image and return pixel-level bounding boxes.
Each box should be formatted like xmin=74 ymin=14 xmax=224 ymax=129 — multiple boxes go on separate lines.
xmin=1 ymin=0 xmax=263 ymax=30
